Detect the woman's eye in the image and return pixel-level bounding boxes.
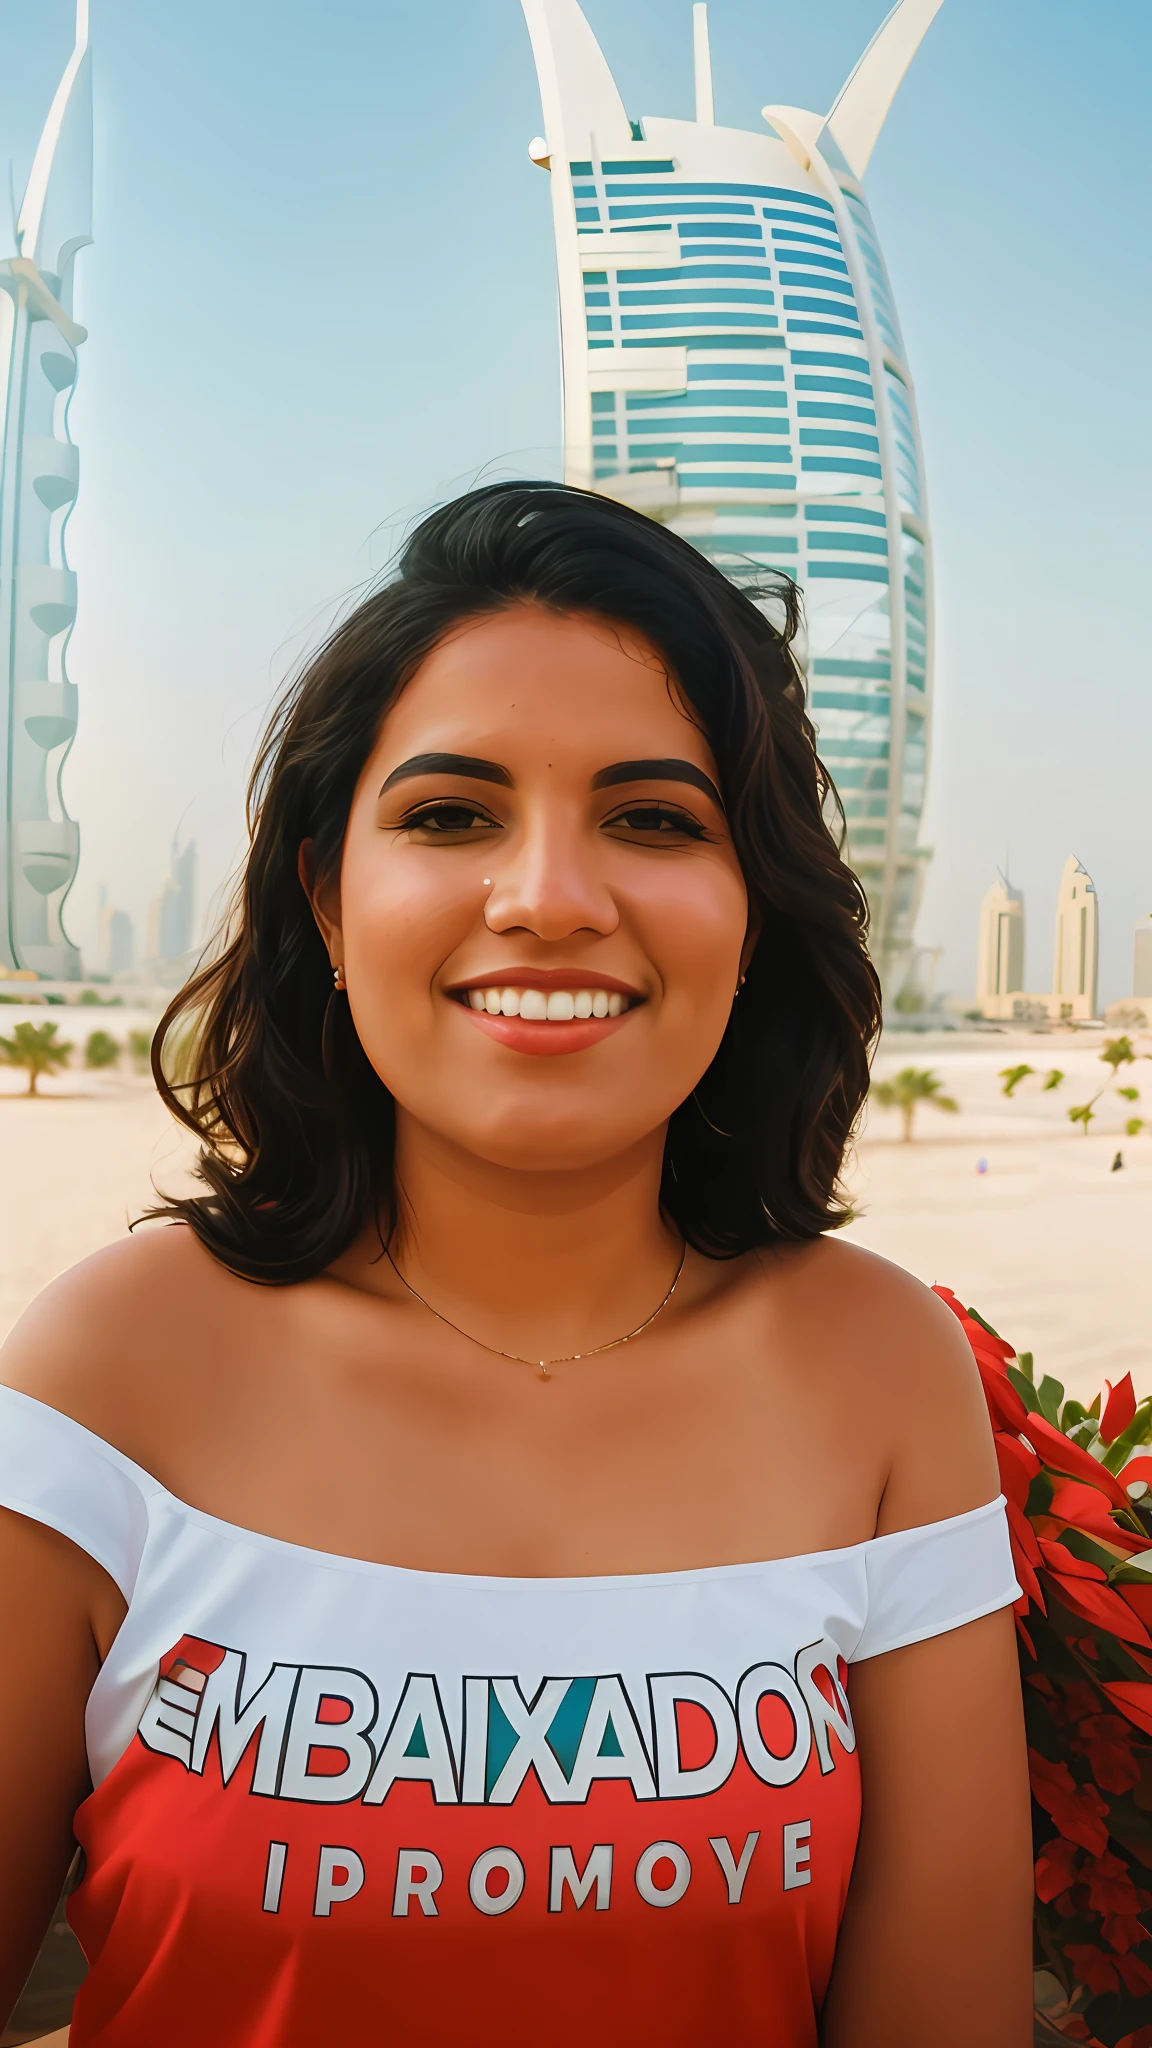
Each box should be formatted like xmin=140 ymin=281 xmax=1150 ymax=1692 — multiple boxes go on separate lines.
xmin=403 ymin=802 xmax=499 ymax=835
xmin=606 ymin=804 xmax=709 ymax=840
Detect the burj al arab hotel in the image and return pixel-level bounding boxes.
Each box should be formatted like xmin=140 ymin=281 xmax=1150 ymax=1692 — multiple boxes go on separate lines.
xmin=522 ymin=0 xmax=942 ymax=988
xmin=0 ymin=1 xmax=91 ymax=979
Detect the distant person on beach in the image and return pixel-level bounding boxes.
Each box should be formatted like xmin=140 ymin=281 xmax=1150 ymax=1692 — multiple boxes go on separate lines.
xmin=0 ymin=484 xmax=1031 ymax=2046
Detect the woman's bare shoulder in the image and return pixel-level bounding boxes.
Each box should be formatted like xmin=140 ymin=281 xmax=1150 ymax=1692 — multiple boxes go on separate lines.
xmin=0 ymin=1224 xmax=253 ymax=1446
xmin=746 ymin=1236 xmax=999 ymax=1524
xmin=749 ymin=1232 xmax=980 ymax=1368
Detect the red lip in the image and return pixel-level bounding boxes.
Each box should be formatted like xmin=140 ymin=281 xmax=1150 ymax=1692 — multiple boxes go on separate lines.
xmin=456 ymin=1008 xmax=637 ymax=1058
xmin=446 ymin=966 xmax=644 ymax=999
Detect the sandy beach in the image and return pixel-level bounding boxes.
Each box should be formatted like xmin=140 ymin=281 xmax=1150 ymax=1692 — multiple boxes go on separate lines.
xmin=2 ymin=1026 xmax=1149 ymax=1407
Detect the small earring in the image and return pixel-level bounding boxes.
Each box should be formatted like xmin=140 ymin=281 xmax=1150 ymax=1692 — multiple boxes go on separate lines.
xmin=735 ymin=972 xmax=746 ymax=996
xmin=333 ymin=963 xmax=346 ymax=991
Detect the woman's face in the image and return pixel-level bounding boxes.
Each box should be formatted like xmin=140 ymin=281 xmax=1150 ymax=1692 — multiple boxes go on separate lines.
xmin=316 ymin=604 xmax=752 ymax=1173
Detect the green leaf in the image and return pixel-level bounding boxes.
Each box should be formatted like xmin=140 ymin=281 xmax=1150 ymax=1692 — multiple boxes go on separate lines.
xmin=1042 ymin=1069 xmax=1064 ymax=1091
xmin=1008 ymin=1365 xmax=1044 ymax=1415
xmin=965 ymin=1306 xmax=1004 ymax=1340
xmin=1118 ymin=1085 xmax=1140 ymax=1101
xmin=1126 ymin=1117 xmax=1144 ymax=1137
xmin=1060 ymin=1398 xmax=1088 ymax=1432
xmin=1026 ymin=1471 xmax=1055 ymax=1518
xmin=1037 ymin=1374 xmax=1066 ymax=1427
xmin=1016 ymin=1349 xmax=1035 ymax=1383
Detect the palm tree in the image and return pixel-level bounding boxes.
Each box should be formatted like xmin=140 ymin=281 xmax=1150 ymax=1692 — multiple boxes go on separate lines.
xmin=0 ymin=1021 xmax=74 ymax=1095
xmin=872 ymin=1066 xmax=959 ymax=1143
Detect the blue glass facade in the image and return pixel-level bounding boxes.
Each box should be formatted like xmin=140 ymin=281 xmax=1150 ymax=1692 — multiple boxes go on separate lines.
xmin=524 ymin=0 xmax=938 ymax=985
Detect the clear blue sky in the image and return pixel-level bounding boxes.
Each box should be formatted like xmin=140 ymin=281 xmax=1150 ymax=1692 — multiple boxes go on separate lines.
xmin=3 ymin=0 xmax=1150 ymax=1000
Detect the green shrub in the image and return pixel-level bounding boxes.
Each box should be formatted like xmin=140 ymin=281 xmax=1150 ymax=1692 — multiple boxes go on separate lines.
xmin=84 ymin=1030 xmax=120 ymax=1070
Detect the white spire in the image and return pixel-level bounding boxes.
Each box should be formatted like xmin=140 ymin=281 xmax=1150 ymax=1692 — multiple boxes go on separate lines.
xmin=16 ymin=0 xmax=92 ymax=270
xmin=693 ymin=5 xmax=715 ymax=126
xmin=520 ymin=0 xmax=631 ymax=161
xmin=822 ymin=0 xmax=945 ymax=181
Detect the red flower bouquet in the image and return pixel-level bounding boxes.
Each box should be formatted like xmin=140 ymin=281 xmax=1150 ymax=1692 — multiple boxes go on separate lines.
xmin=937 ymin=1288 xmax=1152 ymax=2047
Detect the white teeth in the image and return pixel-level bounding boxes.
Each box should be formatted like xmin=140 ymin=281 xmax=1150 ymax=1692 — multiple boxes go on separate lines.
xmin=463 ymin=986 xmax=632 ymax=1021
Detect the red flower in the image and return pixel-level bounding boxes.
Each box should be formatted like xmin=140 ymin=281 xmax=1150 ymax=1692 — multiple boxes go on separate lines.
xmin=1029 ymin=1750 xmax=1110 ymax=1853
xmin=1104 ymin=1683 xmax=1152 ymax=1738
xmin=1117 ymin=2029 xmax=1152 ymax=2048
xmin=1047 ymin=1476 xmax=1142 ymax=1551
xmin=1035 ymin=1834 xmax=1082 ymax=1901
xmin=1116 ymin=1951 xmax=1152 ymax=1994
xmin=998 ymin=1430 xmax=1041 ymax=1510
xmin=1077 ymin=1716 xmax=1142 ymax=1795
xmin=1118 ymin=1581 xmax=1152 ymax=1633
xmin=1006 ymin=1499 xmax=1046 ymax=1612
xmin=1103 ymin=1912 xmax=1150 ymax=1953
xmin=1103 ymin=1377 xmax=1139 ymax=1445
xmin=1026 ymin=1412 xmax=1134 ymax=1512
xmin=1120 ymin=1457 xmax=1152 ymax=1493
xmin=1039 ymin=1543 xmax=1152 ymax=1647
xmin=1060 ymin=1681 xmax=1106 ymax=1725
xmin=1086 ymin=1850 xmax=1143 ymax=1915
xmin=1068 ymin=1944 xmax=1121 ymax=1994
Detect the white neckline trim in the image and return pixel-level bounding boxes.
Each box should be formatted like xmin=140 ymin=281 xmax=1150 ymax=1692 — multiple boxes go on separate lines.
xmin=0 ymin=1383 xmax=1006 ymax=1593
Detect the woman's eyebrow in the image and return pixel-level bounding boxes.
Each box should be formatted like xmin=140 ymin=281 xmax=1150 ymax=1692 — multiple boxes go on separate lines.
xmin=379 ymin=752 xmax=513 ymax=795
xmin=592 ymin=758 xmax=724 ymax=808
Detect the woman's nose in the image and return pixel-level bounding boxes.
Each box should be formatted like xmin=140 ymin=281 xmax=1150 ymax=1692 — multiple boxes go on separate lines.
xmin=482 ymin=815 xmax=618 ymax=941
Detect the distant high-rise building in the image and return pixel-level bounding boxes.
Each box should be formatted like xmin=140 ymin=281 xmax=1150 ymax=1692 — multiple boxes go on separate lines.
xmin=976 ymin=873 xmax=1024 ymax=1008
xmin=1134 ymin=915 xmax=1152 ymax=1002
xmin=978 ymin=855 xmax=1102 ymax=1024
xmin=0 ymin=1 xmax=91 ymax=979
xmin=96 ymin=886 xmax=135 ymax=976
xmin=522 ymin=0 xmax=942 ymax=988
xmin=147 ymin=837 xmax=197 ymax=965
xmin=1053 ymin=855 xmax=1099 ymax=1021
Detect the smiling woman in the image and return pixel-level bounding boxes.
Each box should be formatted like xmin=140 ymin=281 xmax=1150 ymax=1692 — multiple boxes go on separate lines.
xmin=151 ymin=482 xmax=879 ymax=1278
xmin=0 ymin=483 xmax=1031 ymax=2048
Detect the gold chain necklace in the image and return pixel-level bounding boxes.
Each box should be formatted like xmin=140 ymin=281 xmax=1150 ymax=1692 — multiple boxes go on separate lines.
xmin=384 ymin=1242 xmax=687 ymax=1380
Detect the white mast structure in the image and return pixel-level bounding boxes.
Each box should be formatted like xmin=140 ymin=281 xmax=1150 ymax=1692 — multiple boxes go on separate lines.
xmin=0 ymin=0 xmax=92 ymax=977
xmin=522 ymin=0 xmax=943 ymax=989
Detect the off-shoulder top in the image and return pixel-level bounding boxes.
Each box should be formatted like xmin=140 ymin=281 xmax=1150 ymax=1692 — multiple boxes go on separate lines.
xmin=0 ymin=1383 xmax=1019 ymax=2047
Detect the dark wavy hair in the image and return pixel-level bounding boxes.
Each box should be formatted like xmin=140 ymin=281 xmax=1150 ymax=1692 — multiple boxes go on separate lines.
xmin=150 ymin=480 xmax=880 ymax=1281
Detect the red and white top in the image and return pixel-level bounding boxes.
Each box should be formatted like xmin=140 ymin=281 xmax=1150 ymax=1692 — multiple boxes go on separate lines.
xmin=0 ymin=1384 xmax=1018 ymax=2046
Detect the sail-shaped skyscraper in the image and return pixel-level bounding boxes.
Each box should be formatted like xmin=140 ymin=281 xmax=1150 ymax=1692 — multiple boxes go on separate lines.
xmin=0 ymin=0 xmax=92 ymax=978
xmin=522 ymin=0 xmax=942 ymax=987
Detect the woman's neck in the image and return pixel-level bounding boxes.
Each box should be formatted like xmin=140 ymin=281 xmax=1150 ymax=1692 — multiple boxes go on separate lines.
xmin=348 ymin=1113 xmax=683 ymax=1361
